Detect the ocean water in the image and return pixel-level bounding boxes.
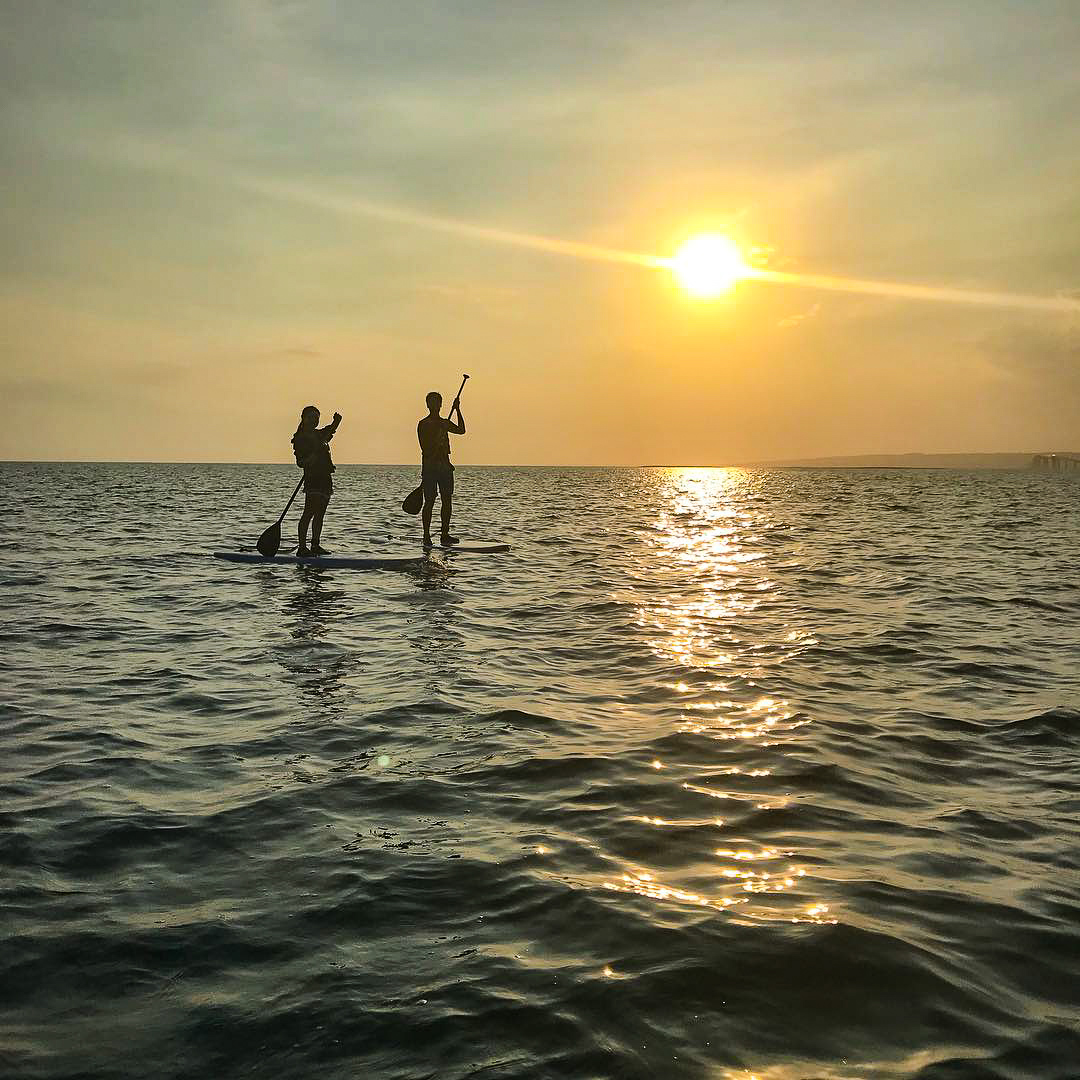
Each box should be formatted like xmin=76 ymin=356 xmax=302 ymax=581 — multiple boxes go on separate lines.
xmin=2 ymin=462 xmax=1078 ymax=1080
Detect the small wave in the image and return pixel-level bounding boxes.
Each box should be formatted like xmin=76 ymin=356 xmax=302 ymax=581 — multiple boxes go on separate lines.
xmin=913 ymin=1022 xmax=1080 ymax=1079
xmin=996 ymin=706 xmax=1078 ymax=746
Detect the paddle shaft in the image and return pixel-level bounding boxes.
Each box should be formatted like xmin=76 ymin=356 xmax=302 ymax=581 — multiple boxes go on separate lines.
xmin=278 ymin=477 xmax=305 ymax=524
xmin=452 ymin=374 xmax=469 ymax=410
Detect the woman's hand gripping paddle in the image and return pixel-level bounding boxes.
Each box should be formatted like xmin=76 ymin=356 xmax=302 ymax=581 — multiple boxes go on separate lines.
xmin=256 ymin=477 xmax=305 ymax=557
xmin=402 ymin=374 xmax=469 ymax=515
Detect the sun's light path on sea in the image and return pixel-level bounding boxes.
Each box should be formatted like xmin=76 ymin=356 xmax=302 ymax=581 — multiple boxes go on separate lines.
xmin=598 ymin=467 xmax=835 ymax=927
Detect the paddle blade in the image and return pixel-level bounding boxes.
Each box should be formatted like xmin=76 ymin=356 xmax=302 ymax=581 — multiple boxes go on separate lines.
xmin=402 ymin=485 xmax=424 ymax=515
xmin=256 ymin=522 xmax=282 ymax=558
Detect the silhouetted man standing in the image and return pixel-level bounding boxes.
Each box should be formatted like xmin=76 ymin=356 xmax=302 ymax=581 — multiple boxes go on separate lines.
xmin=417 ymin=390 xmax=465 ymax=547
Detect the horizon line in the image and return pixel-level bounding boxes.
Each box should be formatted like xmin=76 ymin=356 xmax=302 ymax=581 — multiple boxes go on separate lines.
xmin=2 ymin=451 xmax=1072 ymax=468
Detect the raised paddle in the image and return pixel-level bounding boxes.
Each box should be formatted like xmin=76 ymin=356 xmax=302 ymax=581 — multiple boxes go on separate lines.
xmin=452 ymin=372 xmax=469 ymax=406
xmin=402 ymin=374 xmax=469 ymax=515
xmin=256 ymin=477 xmax=305 ymax=557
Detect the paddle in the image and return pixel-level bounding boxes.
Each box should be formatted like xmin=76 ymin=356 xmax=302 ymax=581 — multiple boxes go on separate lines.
xmin=402 ymin=374 xmax=469 ymax=515
xmin=256 ymin=477 xmax=305 ymax=557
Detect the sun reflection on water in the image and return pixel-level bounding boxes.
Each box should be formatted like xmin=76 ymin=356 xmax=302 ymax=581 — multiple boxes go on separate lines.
xmin=600 ymin=467 xmax=834 ymax=925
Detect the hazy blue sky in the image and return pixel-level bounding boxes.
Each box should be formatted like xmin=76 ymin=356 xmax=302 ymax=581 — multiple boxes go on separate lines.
xmin=3 ymin=1 xmax=1078 ymax=463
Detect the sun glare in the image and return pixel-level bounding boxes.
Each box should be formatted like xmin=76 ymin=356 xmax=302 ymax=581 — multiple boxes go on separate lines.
xmin=671 ymin=234 xmax=749 ymax=297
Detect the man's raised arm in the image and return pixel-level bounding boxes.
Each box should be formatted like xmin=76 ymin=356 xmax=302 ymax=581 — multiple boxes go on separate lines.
xmin=448 ymin=401 xmax=466 ymax=435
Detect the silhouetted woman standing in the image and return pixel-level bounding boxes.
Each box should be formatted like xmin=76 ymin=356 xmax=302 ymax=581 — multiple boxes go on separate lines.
xmin=291 ymin=405 xmax=341 ymax=556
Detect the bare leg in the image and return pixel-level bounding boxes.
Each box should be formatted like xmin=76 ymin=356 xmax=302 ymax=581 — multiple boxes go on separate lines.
xmin=298 ymin=501 xmax=314 ymax=549
xmin=311 ymin=503 xmax=327 ymax=548
xmin=421 ymin=495 xmax=435 ymax=544
xmin=441 ymin=492 xmax=452 ymax=537
xmin=439 ymin=473 xmax=456 ymax=542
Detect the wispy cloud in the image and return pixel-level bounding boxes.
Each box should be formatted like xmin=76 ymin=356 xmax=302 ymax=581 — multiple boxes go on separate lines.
xmin=777 ymin=303 xmax=820 ymax=329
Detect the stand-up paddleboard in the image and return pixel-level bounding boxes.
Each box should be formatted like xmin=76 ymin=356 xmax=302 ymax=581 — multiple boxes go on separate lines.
xmin=214 ymin=552 xmax=428 ymax=570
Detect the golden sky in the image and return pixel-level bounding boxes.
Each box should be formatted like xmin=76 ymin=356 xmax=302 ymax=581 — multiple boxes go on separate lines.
xmin=3 ymin=2 xmax=1079 ymax=464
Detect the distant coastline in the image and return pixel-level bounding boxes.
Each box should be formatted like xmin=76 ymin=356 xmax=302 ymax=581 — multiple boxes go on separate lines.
xmin=746 ymin=452 xmax=1080 ymax=470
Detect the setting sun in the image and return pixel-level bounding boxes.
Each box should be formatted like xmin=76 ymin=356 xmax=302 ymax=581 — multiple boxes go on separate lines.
xmin=671 ymin=233 xmax=749 ymax=297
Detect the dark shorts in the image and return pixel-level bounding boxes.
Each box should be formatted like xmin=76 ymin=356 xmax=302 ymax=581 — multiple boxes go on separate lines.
xmin=304 ymin=473 xmax=333 ymax=499
xmin=421 ymin=465 xmax=453 ymax=503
